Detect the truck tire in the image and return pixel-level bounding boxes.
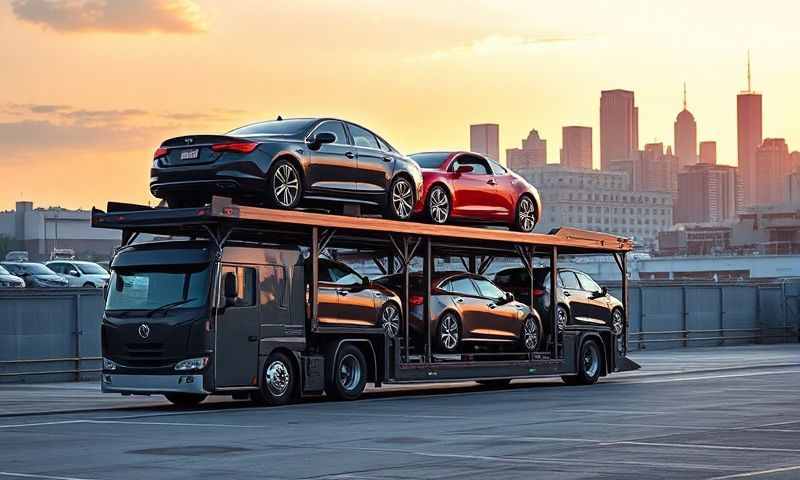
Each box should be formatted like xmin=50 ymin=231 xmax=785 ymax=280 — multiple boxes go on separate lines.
xmin=252 ymin=351 xmax=297 ymax=406
xmin=325 ymin=344 xmax=367 ymax=401
xmin=562 ymin=339 xmax=603 ymax=385
xmin=164 ymin=393 xmax=207 ymax=407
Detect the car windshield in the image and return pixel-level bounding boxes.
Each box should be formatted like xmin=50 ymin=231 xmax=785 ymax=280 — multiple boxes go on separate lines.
xmin=410 ymin=152 xmax=450 ymax=169
xmin=77 ymin=263 xmax=108 ymax=275
xmin=106 ymin=265 xmax=210 ymax=311
xmin=10 ymin=263 xmax=57 ymax=275
xmin=227 ymin=119 xmax=314 ymax=137
xmin=0 ymin=266 xmax=9 ymax=275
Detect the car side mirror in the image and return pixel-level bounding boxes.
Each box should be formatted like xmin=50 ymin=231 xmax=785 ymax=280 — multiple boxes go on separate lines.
xmin=592 ymin=286 xmax=608 ymax=298
xmin=455 ymin=165 xmax=474 ymax=175
xmin=223 ymin=272 xmax=237 ymax=307
xmin=308 ymin=132 xmax=336 ymax=150
xmin=68 ymin=269 xmax=80 ymax=277
xmin=504 ymin=291 xmax=514 ymax=303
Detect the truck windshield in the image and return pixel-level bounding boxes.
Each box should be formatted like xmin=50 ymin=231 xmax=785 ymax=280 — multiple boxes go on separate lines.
xmin=106 ymin=265 xmax=210 ymax=312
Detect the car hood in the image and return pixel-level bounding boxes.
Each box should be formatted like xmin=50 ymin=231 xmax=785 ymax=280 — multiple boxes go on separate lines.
xmin=0 ymin=274 xmax=24 ymax=283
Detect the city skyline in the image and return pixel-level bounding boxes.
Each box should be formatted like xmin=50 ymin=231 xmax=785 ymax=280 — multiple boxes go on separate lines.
xmin=2 ymin=1 xmax=800 ymax=210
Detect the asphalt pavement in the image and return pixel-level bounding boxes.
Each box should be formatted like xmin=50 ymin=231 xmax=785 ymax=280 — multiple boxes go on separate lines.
xmin=1 ymin=344 xmax=800 ymax=479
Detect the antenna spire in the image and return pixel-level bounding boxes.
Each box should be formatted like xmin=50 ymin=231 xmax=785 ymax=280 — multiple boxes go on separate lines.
xmin=683 ymin=81 xmax=687 ymax=110
xmin=747 ymin=49 xmax=752 ymax=92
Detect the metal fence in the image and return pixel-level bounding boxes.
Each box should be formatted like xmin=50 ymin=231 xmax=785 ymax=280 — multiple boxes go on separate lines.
xmin=1 ymin=279 xmax=799 ymax=382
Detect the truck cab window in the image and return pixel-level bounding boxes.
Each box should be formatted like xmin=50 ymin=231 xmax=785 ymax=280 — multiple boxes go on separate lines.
xmin=221 ymin=266 xmax=256 ymax=308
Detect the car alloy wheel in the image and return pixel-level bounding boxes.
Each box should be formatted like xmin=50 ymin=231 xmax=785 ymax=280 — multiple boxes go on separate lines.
xmin=428 ymin=186 xmax=450 ymax=224
xmin=265 ymin=359 xmax=291 ymax=397
xmin=612 ymin=309 xmax=624 ymax=335
xmin=517 ymin=196 xmax=537 ymax=232
xmin=439 ymin=313 xmax=460 ymax=352
xmin=522 ymin=317 xmax=539 ymax=351
xmin=556 ymin=305 xmax=568 ymax=331
xmin=380 ymin=303 xmax=400 ymax=338
xmin=272 ymin=163 xmax=300 ymax=208
xmin=391 ymin=177 xmax=414 ymax=220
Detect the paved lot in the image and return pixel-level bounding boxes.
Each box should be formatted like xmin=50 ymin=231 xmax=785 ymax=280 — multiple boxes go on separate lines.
xmin=1 ymin=345 xmax=800 ymax=479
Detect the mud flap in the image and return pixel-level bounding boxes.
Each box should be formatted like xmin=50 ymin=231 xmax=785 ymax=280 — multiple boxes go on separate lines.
xmin=617 ymin=356 xmax=641 ymax=372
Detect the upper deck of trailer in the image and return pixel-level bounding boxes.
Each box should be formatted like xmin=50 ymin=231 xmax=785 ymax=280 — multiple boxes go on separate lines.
xmin=92 ymin=196 xmax=633 ymax=255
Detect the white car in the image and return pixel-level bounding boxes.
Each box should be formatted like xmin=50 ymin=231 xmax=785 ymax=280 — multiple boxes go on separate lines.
xmin=46 ymin=260 xmax=110 ymax=288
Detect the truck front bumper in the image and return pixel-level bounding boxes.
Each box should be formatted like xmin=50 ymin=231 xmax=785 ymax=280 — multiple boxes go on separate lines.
xmin=101 ymin=373 xmax=209 ymax=395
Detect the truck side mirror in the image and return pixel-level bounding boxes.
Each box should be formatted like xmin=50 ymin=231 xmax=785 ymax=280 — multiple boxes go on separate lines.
xmin=223 ymin=271 xmax=237 ymax=307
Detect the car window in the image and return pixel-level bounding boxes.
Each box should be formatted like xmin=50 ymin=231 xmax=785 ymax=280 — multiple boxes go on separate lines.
xmin=377 ymin=136 xmax=394 ymax=153
xmin=48 ymin=263 xmax=65 ymax=274
xmin=489 ymin=159 xmax=507 ymax=175
xmin=220 ymin=266 xmax=255 ymax=308
xmin=451 ymin=155 xmax=490 ymax=175
xmin=227 ymin=118 xmax=315 ymax=136
xmin=1 ymin=264 xmax=20 ymax=274
xmin=410 ymin=152 xmax=450 ymax=169
xmin=473 ymin=278 xmax=506 ymax=300
xmin=448 ymin=277 xmax=480 ymax=296
xmin=559 ymin=271 xmax=581 ymax=290
xmin=314 ymin=120 xmax=350 ymax=145
xmin=348 ymin=124 xmax=380 ymax=149
xmin=328 ymin=263 xmax=362 ymax=286
xmin=576 ymin=272 xmax=602 ymax=292
xmin=77 ymin=263 xmax=107 ymax=275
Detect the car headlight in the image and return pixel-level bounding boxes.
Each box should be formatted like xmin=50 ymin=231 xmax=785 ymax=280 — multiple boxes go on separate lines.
xmin=174 ymin=357 xmax=209 ymax=371
xmin=103 ymin=357 xmax=118 ymax=370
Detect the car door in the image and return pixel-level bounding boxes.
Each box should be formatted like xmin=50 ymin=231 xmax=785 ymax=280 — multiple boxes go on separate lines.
xmin=329 ymin=261 xmax=376 ymax=327
xmin=558 ymin=270 xmax=588 ymax=326
xmin=449 ymin=154 xmax=501 ymax=219
xmin=49 ymin=262 xmax=76 ymax=286
xmin=488 ymin=159 xmax=517 ymax=218
xmin=472 ymin=277 xmax=520 ymax=340
xmin=304 ymin=120 xmax=359 ymax=193
xmin=215 ymin=265 xmax=259 ymax=387
xmin=442 ymin=275 xmax=487 ymax=340
xmin=347 ymin=123 xmax=390 ymax=197
xmin=575 ymin=271 xmax=612 ymax=326
xmin=313 ymin=260 xmax=342 ymax=326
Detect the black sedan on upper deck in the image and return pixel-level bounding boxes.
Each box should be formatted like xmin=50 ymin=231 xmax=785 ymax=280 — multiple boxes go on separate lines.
xmin=150 ymin=118 xmax=423 ymax=220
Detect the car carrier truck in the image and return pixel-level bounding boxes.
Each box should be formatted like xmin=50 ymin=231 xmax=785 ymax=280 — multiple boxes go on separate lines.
xmin=94 ymin=196 xmax=638 ymax=406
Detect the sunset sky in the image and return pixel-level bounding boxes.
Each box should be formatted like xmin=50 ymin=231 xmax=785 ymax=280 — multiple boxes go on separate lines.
xmin=2 ymin=0 xmax=799 ymax=210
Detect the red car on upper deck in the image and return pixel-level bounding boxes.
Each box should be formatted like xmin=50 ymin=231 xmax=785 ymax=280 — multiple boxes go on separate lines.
xmin=409 ymin=151 xmax=542 ymax=232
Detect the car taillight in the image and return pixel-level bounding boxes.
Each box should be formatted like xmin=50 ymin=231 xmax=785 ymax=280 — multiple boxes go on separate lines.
xmin=153 ymin=147 xmax=168 ymax=159
xmin=410 ymin=295 xmax=424 ymax=306
xmin=532 ymin=288 xmax=546 ymax=297
xmin=211 ymin=142 xmax=258 ymax=153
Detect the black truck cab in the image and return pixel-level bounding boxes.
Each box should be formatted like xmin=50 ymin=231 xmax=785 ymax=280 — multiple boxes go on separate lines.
xmin=101 ymin=239 xmax=305 ymax=403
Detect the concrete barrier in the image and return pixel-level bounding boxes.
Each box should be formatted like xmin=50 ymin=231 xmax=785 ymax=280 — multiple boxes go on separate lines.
xmin=1 ymin=279 xmax=798 ymax=382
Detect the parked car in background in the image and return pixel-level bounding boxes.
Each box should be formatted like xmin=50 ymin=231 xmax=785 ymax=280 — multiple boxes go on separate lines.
xmin=4 ymin=251 xmax=29 ymax=262
xmin=0 ymin=262 xmax=68 ymax=288
xmin=409 ymin=151 xmax=542 ymax=232
xmin=493 ymin=267 xmax=624 ymax=336
xmin=46 ymin=260 xmax=110 ymax=287
xmin=49 ymin=248 xmax=76 ymax=260
xmin=374 ymin=271 xmax=542 ymax=353
xmin=307 ymin=258 xmax=403 ymax=337
xmin=150 ymin=117 xmax=423 ymax=220
xmin=0 ymin=265 xmax=25 ymax=288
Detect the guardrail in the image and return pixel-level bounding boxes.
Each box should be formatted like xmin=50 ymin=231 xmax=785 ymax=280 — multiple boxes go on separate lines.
xmin=1 ymin=279 xmax=798 ymax=382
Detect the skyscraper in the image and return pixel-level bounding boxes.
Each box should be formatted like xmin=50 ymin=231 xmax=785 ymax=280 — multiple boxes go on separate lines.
xmin=507 ymin=129 xmax=547 ymax=171
xmin=755 ymin=138 xmax=791 ymax=205
xmin=560 ymin=126 xmax=593 ymax=170
xmin=600 ymin=89 xmax=638 ymax=170
xmin=737 ymin=53 xmax=763 ymax=206
xmin=675 ymin=164 xmax=740 ymax=223
xmin=640 ymin=143 xmax=679 ymax=193
xmin=674 ymin=83 xmax=698 ymax=168
xmin=469 ymin=124 xmax=499 ymax=161
xmin=699 ymin=141 xmax=717 ymax=165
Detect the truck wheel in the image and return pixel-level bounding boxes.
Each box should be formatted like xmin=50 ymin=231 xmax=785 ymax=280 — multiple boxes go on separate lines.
xmin=562 ymin=339 xmax=603 ymax=385
xmin=164 ymin=393 xmax=207 ymax=407
xmin=325 ymin=344 xmax=367 ymax=401
xmin=252 ymin=352 xmax=297 ymax=406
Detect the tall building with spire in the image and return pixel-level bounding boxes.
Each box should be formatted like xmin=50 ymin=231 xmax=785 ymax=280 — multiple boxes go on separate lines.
xmin=600 ymin=89 xmax=638 ymax=170
xmin=737 ymin=51 xmax=763 ymax=206
xmin=674 ymin=83 xmax=698 ymax=168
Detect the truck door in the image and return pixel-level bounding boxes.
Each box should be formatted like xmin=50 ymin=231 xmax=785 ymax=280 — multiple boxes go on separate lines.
xmin=215 ymin=265 xmax=259 ymax=388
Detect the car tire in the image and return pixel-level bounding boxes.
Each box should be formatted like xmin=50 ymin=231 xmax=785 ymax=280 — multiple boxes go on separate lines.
xmin=426 ymin=185 xmax=451 ymax=225
xmin=436 ymin=312 xmax=461 ymax=353
xmin=164 ymin=393 xmax=207 ymax=407
xmin=386 ymin=175 xmax=415 ymax=220
xmin=252 ymin=351 xmax=297 ymax=406
xmin=325 ymin=344 xmax=368 ymax=401
xmin=268 ymin=159 xmax=303 ymax=209
xmin=556 ymin=304 xmax=570 ymax=332
xmin=514 ymin=195 xmax=537 ymax=233
xmin=476 ymin=379 xmax=511 ymax=388
xmin=82 ymin=282 xmax=94 ymax=288
xmin=379 ymin=302 xmax=401 ymax=339
xmin=520 ymin=315 xmax=542 ymax=352
xmin=562 ymin=339 xmax=603 ymax=385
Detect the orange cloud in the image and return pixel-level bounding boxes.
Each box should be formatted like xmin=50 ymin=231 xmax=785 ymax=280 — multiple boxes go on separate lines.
xmin=11 ymin=0 xmax=206 ymax=34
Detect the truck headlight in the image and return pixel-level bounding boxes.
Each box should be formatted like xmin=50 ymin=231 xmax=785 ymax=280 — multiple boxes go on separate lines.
xmin=174 ymin=357 xmax=209 ymax=371
xmin=103 ymin=357 xmax=118 ymax=370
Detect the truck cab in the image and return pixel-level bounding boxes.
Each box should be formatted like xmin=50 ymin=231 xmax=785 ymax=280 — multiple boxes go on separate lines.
xmin=101 ymin=239 xmax=305 ymax=406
